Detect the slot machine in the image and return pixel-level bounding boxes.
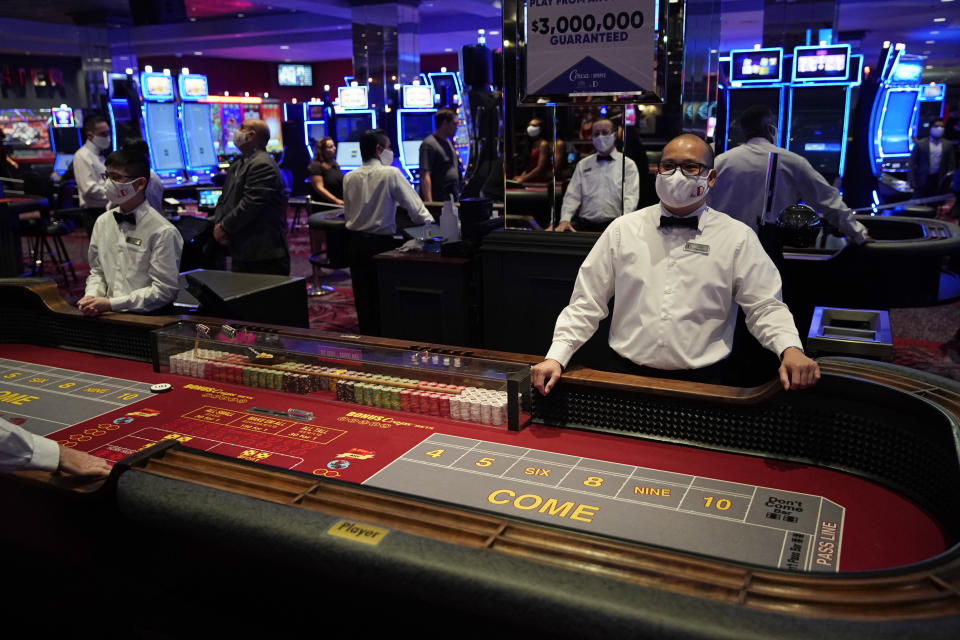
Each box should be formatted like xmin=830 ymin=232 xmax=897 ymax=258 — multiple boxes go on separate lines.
xmin=177 ymin=73 xmax=218 ymax=184
xmin=716 ymin=47 xmax=786 ymax=152
xmin=139 ymin=71 xmax=187 ymax=185
xmin=396 ymin=84 xmax=437 ymax=185
xmin=333 ymin=86 xmax=377 ymax=172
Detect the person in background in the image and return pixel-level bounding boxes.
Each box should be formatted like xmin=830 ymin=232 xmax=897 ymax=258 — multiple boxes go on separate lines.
xmin=909 ymin=119 xmax=956 ymax=198
xmin=78 ymin=146 xmax=182 ymax=316
xmin=74 ymin=114 xmax=112 ymax=234
xmin=554 ymin=118 xmax=639 ymax=233
xmin=531 ymin=134 xmax=819 ymax=395
xmin=513 ymin=117 xmax=552 ymax=184
xmin=1 ymin=416 xmax=111 ymax=477
xmin=119 ymin=138 xmax=164 ymax=213
xmin=419 ymin=109 xmax=462 ymax=203
xmin=307 ymin=137 xmax=344 ymax=206
xmin=709 ymin=105 xmax=869 ymax=256
xmin=342 ymin=129 xmax=434 ymax=334
xmin=0 ymin=129 xmax=20 ymax=179
xmin=211 ymin=119 xmax=290 ymax=275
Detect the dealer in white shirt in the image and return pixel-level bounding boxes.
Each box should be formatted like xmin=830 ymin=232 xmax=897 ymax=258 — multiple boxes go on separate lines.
xmin=708 ymin=105 xmax=869 ymax=245
xmin=78 ymin=147 xmax=182 ymax=316
xmin=554 ymin=118 xmax=640 ymax=233
xmin=531 ymin=134 xmax=820 ymax=395
xmin=73 ymin=115 xmax=113 ymax=233
xmin=342 ymin=128 xmax=434 ymax=334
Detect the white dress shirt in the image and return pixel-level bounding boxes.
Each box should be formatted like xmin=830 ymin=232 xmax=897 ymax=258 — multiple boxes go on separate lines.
xmin=74 ymin=140 xmax=108 ymax=209
xmin=0 ymin=416 xmax=59 ymax=473
xmin=709 ymin=137 xmax=868 ymax=243
xmin=930 ymin=139 xmax=942 ymax=174
xmin=560 ymin=150 xmax=640 ymax=223
xmin=85 ymin=199 xmax=183 ymax=312
xmin=545 ymin=203 xmax=803 ymax=370
xmin=342 ymin=158 xmax=433 ymax=235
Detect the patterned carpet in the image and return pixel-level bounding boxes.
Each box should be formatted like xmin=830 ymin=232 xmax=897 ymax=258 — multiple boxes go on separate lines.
xmin=24 ymin=213 xmax=960 ymax=383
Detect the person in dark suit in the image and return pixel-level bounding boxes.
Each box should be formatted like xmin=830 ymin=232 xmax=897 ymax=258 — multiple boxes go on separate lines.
xmin=212 ymin=119 xmax=290 ymax=275
xmin=909 ymin=119 xmax=957 ymax=198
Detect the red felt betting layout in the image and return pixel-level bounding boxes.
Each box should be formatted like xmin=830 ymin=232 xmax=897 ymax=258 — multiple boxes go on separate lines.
xmin=0 ymin=344 xmax=949 ymax=572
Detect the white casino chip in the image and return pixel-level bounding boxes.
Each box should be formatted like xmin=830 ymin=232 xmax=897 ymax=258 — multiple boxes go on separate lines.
xmin=150 ymin=383 xmax=173 ymax=393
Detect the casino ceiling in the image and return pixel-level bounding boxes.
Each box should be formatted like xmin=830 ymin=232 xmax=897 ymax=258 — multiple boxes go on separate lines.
xmin=0 ymin=0 xmax=956 ymax=82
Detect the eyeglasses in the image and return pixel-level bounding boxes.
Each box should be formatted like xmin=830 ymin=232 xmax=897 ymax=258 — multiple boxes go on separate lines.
xmin=102 ymin=172 xmax=134 ymax=182
xmin=658 ymin=161 xmax=710 ymax=177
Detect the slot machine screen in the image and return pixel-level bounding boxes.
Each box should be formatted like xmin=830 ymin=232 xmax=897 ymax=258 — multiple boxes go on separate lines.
xmin=879 ymin=90 xmax=919 ymax=156
xmin=730 ymin=49 xmax=783 ymax=83
xmin=401 ymin=111 xmax=435 ymax=167
xmin=260 ymin=102 xmax=284 ymax=152
xmin=793 ymin=46 xmax=849 ymax=82
xmin=335 ymin=113 xmax=373 ymax=166
xmin=181 ymin=102 xmax=217 ymax=168
xmin=220 ymin=103 xmax=244 ymax=154
xmin=726 ymin=88 xmax=782 ymax=149
xmin=402 ymin=85 xmax=434 ymax=109
xmin=306 ymin=122 xmax=327 ymax=149
xmin=430 ymin=74 xmax=460 ymax=107
xmin=892 ymin=60 xmax=922 ymax=84
xmin=788 ymin=85 xmax=846 ymax=179
xmin=144 ymin=102 xmax=184 ymax=172
xmin=0 ymin=108 xmax=52 ymax=151
xmin=53 ymin=154 xmax=73 ymax=175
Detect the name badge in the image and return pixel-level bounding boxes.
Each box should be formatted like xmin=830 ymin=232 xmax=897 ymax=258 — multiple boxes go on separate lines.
xmin=126 ymin=236 xmax=143 ymax=247
xmin=684 ymin=241 xmax=709 ymax=254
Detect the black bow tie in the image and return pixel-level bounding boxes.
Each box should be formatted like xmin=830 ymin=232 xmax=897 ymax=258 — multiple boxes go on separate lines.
xmin=596 ymin=155 xmax=614 ymax=162
xmin=114 ymin=211 xmax=136 ymax=227
xmin=659 ymin=215 xmax=698 ymax=230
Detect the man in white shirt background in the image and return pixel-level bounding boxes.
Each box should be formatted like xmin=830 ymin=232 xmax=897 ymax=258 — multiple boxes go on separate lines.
xmin=909 ymin=118 xmax=956 ymax=198
xmin=74 ymin=114 xmax=113 ymax=235
xmin=78 ymin=146 xmax=183 ymax=316
xmin=553 ymin=118 xmax=640 ymax=233
xmin=342 ymin=129 xmax=434 ymax=334
xmin=709 ymin=105 xmax=869 ymax=254
xmin=531 ymin=134 xmax=820 ymax=395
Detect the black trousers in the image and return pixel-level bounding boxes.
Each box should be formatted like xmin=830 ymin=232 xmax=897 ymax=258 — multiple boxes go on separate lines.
xmin=602 ymin=345 xmax=732 ymax=386
xmin=346 ymin=230 xmax=403 ymax=335
xmin=231 ymin=255 xmax=291 ymax=276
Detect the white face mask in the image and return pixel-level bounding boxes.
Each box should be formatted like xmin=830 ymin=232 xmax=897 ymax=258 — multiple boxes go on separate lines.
xmin=379 ymin=148 xmax=394 ymax=166
xmin=931 ymin=126 xmax=945 ymax=138
xmin=656 ymin=171 xmax=711 ymax=210
xmin=232 ymin=129 xmax=252 ymax=148
xmin=593 ymin=133 xmax=616 ymax=154
xmin=92 ymin=134 xmax=111 ymax=151
xmin=527 ymin=126 xmax=540 ymax=138
xmin=105 ymin=178 xmax=142 ymax=206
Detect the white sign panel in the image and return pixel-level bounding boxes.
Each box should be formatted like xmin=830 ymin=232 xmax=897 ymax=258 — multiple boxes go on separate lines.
xmin=525 ymin=0 xmax=657 ymax=97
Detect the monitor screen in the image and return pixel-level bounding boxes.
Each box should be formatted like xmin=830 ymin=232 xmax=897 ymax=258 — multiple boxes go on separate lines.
xmin=402 ymin=141 xmax=423 ymax=167
xmin=336 ymin=142 xmax=362 ymax=166
xmin=51 ymin=107 xmax=75 ymax=128
xmin=198 ymin=188 xmax=222 ymax=208
xmin=144 ymin=102 xmax=184 ymax=172
xmin=53 ymin=153 xmax=73 ymax=175
xmin=401 ymin=111 xmax=434 ymax=141
xmin=793 ymin=46 xmax=849 ymax=82
xmin=306 ymin=122 xmax=326 ymax=149
xmin=178 ymin=75 xmax=209 ymax=100
xmin=306 ymin=104 xmax=326 ymax=120
xmin=218 ymin=102 xmax=244 ymax=154
xmin=338 ymin=86 xmax=368 ymax=110
xmin=141 ymin=73 xmax=175 ymax=101
xmin=403 ymin=85 xmax=434 ymax=109
xmin=922 ymin=84 xmax=945 ymax=100
xmin=278 ymin=64 xmax=313 ymax=87
xmin=787 ymin=85 xmax=847 ymax=179
xmin=730 ymin=49 xmax=782 ymax=83
xmin=260 ymin=102 xmax=284 ymax=152
xmin=892 ymin=60 xmax=922 ymax=84
xmin=429 ymin=73 xmax=460 ymax=107
xmin=879 ymin=90 xmax=919 ymax=156
xmin=181 ymin=102 xmax=217 ymax=168
xmin=0 ymin=108 xmax=52 ymax=150
xmin=336 ymin=112 xmax=374 ymax=143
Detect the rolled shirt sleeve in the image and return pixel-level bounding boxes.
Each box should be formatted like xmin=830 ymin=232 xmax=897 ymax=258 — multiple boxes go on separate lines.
xmin=390 ymin=168 xmax=433 ymax=224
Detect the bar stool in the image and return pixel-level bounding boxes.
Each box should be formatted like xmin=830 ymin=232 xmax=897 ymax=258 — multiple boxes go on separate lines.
xmin=307 ymin=210 xmax=349 ymax=297
xmin=19 ymin=208 xmax=78 ymax=284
